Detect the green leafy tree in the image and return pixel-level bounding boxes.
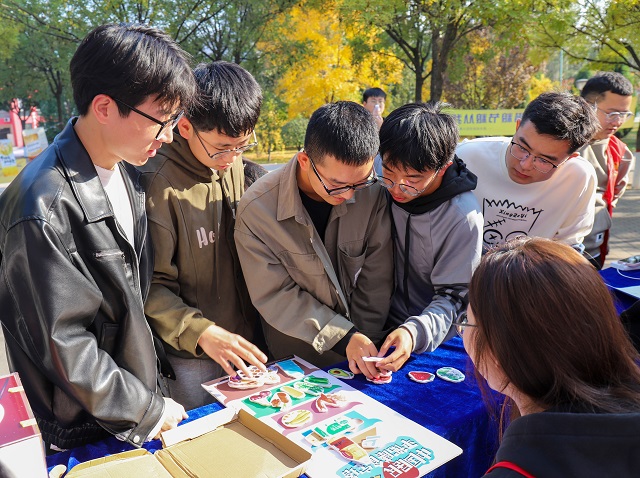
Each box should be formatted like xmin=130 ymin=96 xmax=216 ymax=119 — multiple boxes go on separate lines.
xmin=256 ymin=94 xmax=287 ymax=161
xmin=444 ymin=29 xmax=537 ymax=109
xmin=537 ymin=0 xmax=640 ymax=73
xmin=342 ymin=0 xmax=559 ymax=102
xmin=281 ymin=116 xmax=308 ymax=150
xmin=535 ymin=0 xmax=640 ymax=145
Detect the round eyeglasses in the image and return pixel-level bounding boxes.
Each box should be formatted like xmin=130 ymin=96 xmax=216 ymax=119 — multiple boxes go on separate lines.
xmin=113 ymin=98 xmax=183 ymax=140
xmin=509 ymin=141 xmax=567 ymax=174
xmin=194 ymin=129 xmax=258 ymax=160
xmin=596 ymin=107 xmax=633 ymax=124
xmin=378 ymin=169 xmax=440 ymax=197
xmin=452 ymin=312 xmax=477 ymax=338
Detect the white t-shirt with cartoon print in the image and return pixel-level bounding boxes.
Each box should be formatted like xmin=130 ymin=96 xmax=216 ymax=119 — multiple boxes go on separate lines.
xmin=456 ymin=137 xmax=597 ymax=250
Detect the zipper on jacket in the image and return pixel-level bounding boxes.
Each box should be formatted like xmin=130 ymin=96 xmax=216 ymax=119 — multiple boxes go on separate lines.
xmin=94 ymin=251 xmax=125 ymax=259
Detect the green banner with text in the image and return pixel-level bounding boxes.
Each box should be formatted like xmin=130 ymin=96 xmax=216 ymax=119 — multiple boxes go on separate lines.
xmin=445 ymin=108 xmax=524 ymax=137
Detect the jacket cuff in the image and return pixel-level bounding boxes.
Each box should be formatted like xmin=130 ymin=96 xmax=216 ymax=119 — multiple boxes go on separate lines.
xmin=401 ymin=320 xmax=422 ymax=353
xmin=183 ymin=318 xmax=216 ymax=357
xmin=330 ymin=327 xmax=357 ymax=356
xmin=122 ymin=392 xmax=164 ymax=447
xmin=311 ymin=314 xmax=355 ymax=353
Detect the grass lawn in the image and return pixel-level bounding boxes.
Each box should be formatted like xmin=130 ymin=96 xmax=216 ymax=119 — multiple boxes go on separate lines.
xmin=3 ymin=127 xmax=637 ymax=184
xmin=620 ymin=123 xmax=638 ymax=152
xmin=243 ymin=149 xmax=297 ymax=164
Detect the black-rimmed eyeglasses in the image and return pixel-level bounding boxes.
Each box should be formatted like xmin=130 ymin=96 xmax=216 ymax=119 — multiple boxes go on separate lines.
xmin=113 ymin=98 xmax=184 ymax=140
xmin=194 ymin=129 xmax=258 ymax=159
xmin=509 ymin=141 xmax=567 ymax=174
xmin=307 ymin=153 xmax=377 ymax=196
xmin=452 ymin=312 xmax=477 ymax=338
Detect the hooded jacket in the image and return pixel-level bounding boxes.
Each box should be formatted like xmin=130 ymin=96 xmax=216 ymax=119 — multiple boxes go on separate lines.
xmin=139 ymin=135 xmax=258 ymax=360
xmin=0 ymin=119 xmax=162 ymax=449
xmin=386 ymin=157 xmax=482 ymax=353
xmin=485 ymin=410 xmax=640 ymax=477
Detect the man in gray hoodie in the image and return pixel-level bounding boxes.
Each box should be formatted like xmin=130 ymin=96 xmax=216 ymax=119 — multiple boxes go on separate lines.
xmin=375 ymin=102 xmax=483 ymax=372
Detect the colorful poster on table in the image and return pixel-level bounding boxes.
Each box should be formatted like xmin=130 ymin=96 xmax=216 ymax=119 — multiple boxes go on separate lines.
xmin=203 ymin=356 xmax=462 ymax=478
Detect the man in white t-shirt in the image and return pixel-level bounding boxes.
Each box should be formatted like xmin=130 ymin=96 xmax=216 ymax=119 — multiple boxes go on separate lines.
xmin=456 ymin=92 xmax=599 ymax=252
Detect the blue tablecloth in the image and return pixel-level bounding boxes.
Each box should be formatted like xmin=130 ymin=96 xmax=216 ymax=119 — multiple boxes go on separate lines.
xmin=600 ymin=267 xmax=640 ymax=313
xmin=47 ymin=338 xmax=498 ymax=477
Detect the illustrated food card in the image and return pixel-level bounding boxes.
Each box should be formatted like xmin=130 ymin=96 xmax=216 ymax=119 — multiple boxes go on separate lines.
xmin=203 ymin=357 xmax=462 ymax=477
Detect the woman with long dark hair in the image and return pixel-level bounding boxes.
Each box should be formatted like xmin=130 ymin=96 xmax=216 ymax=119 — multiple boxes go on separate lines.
xmin=456 ymin=237 xmax=640 ymax=477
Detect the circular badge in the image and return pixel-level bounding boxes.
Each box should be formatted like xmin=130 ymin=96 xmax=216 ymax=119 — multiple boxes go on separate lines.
xmin=436 ymin=367 xmax=465 ymax=383
xmin=408 ymin=371 xmax=435 ymax=383
xmin=366 ymin=370 xmax=393 ymax=385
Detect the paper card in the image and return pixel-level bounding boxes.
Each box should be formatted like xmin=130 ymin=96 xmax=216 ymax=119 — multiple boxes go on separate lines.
xmin=202 ymin=357 xmax=318 ymax=406
xmin=161 ymin=407 xmax=236 ymax=448
xmin=619 ymin=285 xmax=640 ymax=299
xmin=224 ymin=362 xmax=461 ymax=478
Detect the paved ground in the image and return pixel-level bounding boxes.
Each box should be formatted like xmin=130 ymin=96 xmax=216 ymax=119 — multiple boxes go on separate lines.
xmin=0 ymin=169 xmax=638 ymax=376
xmin=606 ymin=187 xmax=640 ymax=265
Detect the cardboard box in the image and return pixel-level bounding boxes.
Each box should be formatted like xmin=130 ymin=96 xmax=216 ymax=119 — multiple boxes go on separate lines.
xmin=0 ymin=373 xmax=48 ymax=477
xmin=67 ymin=408 xmax=312 ymax=478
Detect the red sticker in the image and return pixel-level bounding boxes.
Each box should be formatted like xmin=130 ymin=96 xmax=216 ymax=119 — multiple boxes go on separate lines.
xmin=408 ymin=371 xmax=435 ymax=383
xmin=383 ymin=461 xmax=420 ymax=478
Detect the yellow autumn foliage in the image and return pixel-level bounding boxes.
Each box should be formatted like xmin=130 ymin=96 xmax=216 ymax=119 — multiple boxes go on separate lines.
xmin=528 ymin=74 xmax=561 ymax=102
xmin=263 ymin=2 xmax=403 ymax=119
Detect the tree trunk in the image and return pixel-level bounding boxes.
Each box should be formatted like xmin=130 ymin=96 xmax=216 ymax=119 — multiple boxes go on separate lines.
xmin=414 ymin=73 xmax=424 ymax=102
xmin=430 ymin=23 xmax=459 ymax=102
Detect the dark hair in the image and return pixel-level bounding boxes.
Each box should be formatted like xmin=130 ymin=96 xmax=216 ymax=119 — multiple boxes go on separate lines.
xmin=468 ymin=237 xmax=640 ymax=416
xmin=581 ymin=72 xmax=634 ymax=103
xmin=188 ymin=61 xmax=262 ymax=136
xmin=304 ymin=101 xmax=379 ymax=166
xmin=242 ymin=158 xmax=268 ymax=189
xmin=380 ymin=102 xmax=458 ymax=172
xmin=70 ymin=24 xmax=197 ymax=116
xmin=363 ymin=87 xmax=387 ymax=102
xmin=520 ymin=92 xmax=598 ymax=153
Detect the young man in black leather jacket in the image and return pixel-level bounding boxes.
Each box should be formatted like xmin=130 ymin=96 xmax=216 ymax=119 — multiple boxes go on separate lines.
xmin=0 ymin=23 xmax=197 ymax=452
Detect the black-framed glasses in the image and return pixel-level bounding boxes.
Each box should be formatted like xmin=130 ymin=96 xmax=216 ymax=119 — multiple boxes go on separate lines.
xmin=596 ymin=106 xmax=633 ymax=123
xmin=452 ymin=312 xmax=477 ymax=338
xmin=509 ymin=141 xmax=567 ymax=174
xmin=378 ymin=168 xmax=440 ymax=197
xmin=307 ymin=153 xmax=377 ymax=196
xmin=194 ymin=129 xmax=258 ymax=159
xmin=113 ymin=98 xmax=184 ymax=140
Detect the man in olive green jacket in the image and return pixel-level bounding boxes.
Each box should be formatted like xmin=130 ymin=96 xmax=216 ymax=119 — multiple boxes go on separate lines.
xmin=235 ymin=102 xmax=393 ymax=378
xmin=140 ymin=62 xmax=267 ymax=410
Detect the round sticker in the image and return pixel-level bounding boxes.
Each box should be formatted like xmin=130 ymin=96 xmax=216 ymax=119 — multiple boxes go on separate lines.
xmin=328 ymin=368 xmax=355 ymax=379
xmin=408 ymin=371 xmax=435 ymax=383
xmin=436 ymin=367 xmax=465 ymax=383
xmin=366 ymin=370 xmax=392 ymax=385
